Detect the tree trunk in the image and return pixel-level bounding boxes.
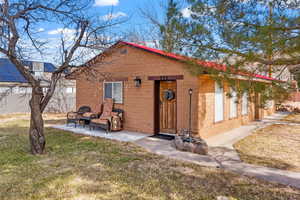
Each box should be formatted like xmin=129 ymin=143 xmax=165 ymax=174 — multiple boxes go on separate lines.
xmin=29 ymin=86 xmax=45 ymax=154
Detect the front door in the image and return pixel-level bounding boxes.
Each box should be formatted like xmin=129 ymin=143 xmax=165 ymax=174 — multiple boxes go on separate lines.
xmin=159 ymin=81 xmax=177 ymax=134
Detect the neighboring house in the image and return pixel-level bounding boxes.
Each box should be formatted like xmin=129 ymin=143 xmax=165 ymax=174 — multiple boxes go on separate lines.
xmin=68 ymin=41 xmax=276 ymax=139
xmin=0 ymin=58 xmax=76 ymax=114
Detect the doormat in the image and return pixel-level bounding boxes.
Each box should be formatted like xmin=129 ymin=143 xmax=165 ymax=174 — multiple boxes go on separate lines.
xmin=150 ymin=134 xmax=175 ymax=140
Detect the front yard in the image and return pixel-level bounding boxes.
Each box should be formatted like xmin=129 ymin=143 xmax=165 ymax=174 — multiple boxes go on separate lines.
xmin=0 ymin=115 xmax=299 ymax=200
xmin=234 ymin=114 xmax=300 ymax=172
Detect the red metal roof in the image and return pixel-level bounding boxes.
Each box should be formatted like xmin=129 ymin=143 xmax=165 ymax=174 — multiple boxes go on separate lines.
xmin=119 ymin=41 xmax=278 ymax=81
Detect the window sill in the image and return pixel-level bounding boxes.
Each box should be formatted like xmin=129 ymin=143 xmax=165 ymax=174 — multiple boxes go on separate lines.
xmin=213 ymin=120 xmax=224 ymax=124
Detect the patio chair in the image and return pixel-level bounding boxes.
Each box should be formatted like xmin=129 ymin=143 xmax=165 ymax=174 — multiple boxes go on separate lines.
xmin=79 ymin=108 xmax=102 ymax=128
xmin=67 ymin=106 xmax=91 ymax=127
xmin=89 ymin=98 xmax=124 ymax=133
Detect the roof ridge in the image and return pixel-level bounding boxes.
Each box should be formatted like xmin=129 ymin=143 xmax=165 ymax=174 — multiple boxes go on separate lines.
xmin=118 ymin=41 xmax=279 ymax=82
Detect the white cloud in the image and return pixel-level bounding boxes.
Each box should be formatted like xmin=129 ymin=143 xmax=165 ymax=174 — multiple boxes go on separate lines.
xmin=38 ymin=28 xmax=45 ymax=32
xmin=181 ymin=6 xmax=217 ymax=18
xmin=101 ymin=11 xmax=127 ymax=20
xmin=181 ymin=7 xmax=192 ymax=18
xmin=48 ymin=28 xmax=76 ymax=35
xmin=94 ymin=0 xmax=119 ymax=7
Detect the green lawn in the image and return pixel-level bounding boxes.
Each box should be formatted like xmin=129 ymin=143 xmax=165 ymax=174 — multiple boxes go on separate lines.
xmin=0 ymin=116 xmax=299 ymax=200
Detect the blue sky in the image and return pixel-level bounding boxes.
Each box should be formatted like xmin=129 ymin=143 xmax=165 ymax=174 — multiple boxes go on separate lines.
xmin=40 ymin=0 xmax=166 ymax=39
xmin=22 ymin=0 xmax=181 ymax=64
xmin=1 ymin=0 xmax=190 ymax=64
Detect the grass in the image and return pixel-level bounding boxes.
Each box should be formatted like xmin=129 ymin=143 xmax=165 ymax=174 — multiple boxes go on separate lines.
xmin=235 ymin=117 xmax=300 ymax=172
xmin=281 ymin=113 xmax=300 ymax=123
xmin=0 ymin=116 xmax=299 ymax=200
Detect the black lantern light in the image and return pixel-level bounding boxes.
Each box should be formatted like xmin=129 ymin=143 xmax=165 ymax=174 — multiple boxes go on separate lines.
xmin=134 ymin=77 xmax=142 ymax=87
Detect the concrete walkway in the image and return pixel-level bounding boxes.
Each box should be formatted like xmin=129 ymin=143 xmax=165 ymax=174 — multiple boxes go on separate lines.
xmin=206 ymin=112 xmax=290 ymax=148
xmin=134 ymin=137 xmax=219 ymax=167
xmin=52 ymin=112 xmax=300 ymax=189
xmin=134 ymin=112 xmax=300 ymax=189
xmin=134 ymin=137 xmax=300 ymax=189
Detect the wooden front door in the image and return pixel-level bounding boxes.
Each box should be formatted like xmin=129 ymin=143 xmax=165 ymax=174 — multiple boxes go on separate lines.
xmin=159 ymin=81 xmax=177 ymax=133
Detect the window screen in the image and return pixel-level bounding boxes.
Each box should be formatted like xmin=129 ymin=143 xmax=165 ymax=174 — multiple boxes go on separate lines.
xmin=104 ymin=82 xmax=113 ymax=99
xmin=104 ymin=82 xmax=123 ymax=103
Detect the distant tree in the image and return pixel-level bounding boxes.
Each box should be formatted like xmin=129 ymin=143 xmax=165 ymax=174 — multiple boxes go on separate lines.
xmin=0 ymin=0 xmax=122 ymax=154
xmin=140 ymin=0 xmax=188 ymax=53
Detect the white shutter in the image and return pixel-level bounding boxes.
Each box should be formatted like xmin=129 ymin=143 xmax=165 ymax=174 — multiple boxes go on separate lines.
xmin=242 ymin=92 xmax=248 ymax=115
xmin=215 ymin=82 xmax=224 ymax=122
xmin=230 ymin=88 xmax=238 ymax=118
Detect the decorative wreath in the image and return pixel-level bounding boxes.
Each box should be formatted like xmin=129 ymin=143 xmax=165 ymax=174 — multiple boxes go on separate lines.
xmin=164 ymin=90 xmax=175 ymax=101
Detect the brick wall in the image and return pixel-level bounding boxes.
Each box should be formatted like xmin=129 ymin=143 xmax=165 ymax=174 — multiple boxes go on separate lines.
xmin=76 ymin=45 xmax=199 ymax=134
xmin=197 ymin=75 xmax=275 ymax=138
xmin=76 ymin=44 xmax=275 ymax=138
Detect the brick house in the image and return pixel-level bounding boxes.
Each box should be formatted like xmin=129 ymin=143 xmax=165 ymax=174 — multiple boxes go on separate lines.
xmin=69 ymin=41 xmax=276 ymax=139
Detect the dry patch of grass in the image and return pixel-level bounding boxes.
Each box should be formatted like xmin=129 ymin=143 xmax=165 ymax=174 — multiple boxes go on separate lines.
xmin=234 ymin=124 xmax=300 ymax=172
xmin=282 ymin=113 xmax=300 ymax=123
xmin=0 ymin=118 xmax=299 ymax=200
xmin=0 ymin=113 xmax=66 ymax=126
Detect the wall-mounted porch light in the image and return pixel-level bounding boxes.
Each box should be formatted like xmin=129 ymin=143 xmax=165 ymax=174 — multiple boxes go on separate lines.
xmin=134 ymin=77 xmax=142 ymax=87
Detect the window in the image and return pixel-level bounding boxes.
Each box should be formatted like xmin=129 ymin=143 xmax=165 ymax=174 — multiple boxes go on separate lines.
xmin=104 ymin=82 xmax=123 ymax=104
xmin=66 ymin=87 xmax=75 ymax=94
xmin=42 ymin=87 xmax=48 ymax=94
xmin=0 ymin=87 xmax=11 ymax=94
xmin=33 ymin=71 xmax=43 ymax=78
xmin=32 ymin=62 xmax=44 ymax=78
xmin=32 ymin=62 xmax=44 ymax=72
xmin=242 ymin=92 xmax=248 ymax=115
xmin=229 ymin=88 xmax=238 ymax=118
xmin=19 ymin=87 xmax=32 ymax=94
xmin=12 ymin=87 xmax=19 ymax=94
xmin=214 ymin=82 xmax=224 ymax=122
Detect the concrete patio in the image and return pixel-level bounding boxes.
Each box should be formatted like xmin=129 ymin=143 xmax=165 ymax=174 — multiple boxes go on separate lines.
xmin=52 ymin=124 xmax=149 ymax=142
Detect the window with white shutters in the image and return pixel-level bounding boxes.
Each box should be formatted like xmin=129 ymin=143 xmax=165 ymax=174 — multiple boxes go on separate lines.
xmin=242 ymin=92 xmax=248 ymax=115
xmin=214 ymin=82 xmax=224 ymax=122
xmin=230 ymin=88 xmax=238 ymax=118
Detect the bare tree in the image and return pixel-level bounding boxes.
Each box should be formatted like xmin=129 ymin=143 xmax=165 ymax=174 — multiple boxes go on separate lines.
xmin=0 ymin=0 xmax=122 ymax=154
xmin=0 ymin=87 xmax=11 ymax=101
